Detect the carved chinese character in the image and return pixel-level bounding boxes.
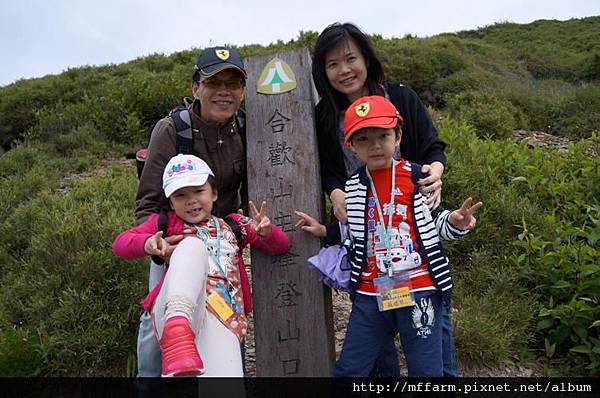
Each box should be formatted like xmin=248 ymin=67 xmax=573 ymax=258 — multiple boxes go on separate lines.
xmin=281 ymin=357 xmax=300 ymax=375
xmin=267 ymin=141 xmax=295 ymax=166
xmin=273 ymin=177 xmax=292 ymax=201
xmin=274 ymin=211 xmax=295 ymax=232
xmin=277 ymin=319 xmax=300 ymax=342
xmin=275 ymin=281 xmax=302 ymax=307
xmin=266 ymin=109 xmax=291 ymax=134
xmin=271 ymin=250 xmax=299 ymax=267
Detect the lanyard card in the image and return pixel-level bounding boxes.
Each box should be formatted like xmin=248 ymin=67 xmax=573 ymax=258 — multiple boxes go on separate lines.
xmin=374 ymin=272 xmax=414 ymax=312
xmin=207 ymin=291 xmax=234 ymax=322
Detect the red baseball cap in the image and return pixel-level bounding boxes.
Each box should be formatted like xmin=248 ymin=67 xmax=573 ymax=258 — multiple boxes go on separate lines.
xmin=344 ymin=95 xmax=404 ymax=145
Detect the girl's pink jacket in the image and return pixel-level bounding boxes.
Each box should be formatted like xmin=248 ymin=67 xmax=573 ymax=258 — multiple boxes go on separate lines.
xmin=112 ymin=212 xmax=290 ymax=314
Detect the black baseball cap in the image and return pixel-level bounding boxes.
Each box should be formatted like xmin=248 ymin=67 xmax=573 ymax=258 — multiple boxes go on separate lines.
xmin=193 ymin=47 xmax=247 ymax=81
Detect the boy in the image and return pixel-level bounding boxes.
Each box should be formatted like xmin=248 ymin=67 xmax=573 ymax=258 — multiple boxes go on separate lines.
xmin=295 ymin=95 xmax=482 ymax=376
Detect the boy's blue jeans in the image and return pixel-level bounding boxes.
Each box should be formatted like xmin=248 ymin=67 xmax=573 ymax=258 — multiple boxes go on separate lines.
xmin=371 ymin=294 xmax=458 ymax=377
xmin=334 ymin=290 xmax=447 ymax=377
xmin=441 ymin=295 xmax=459 ymax=376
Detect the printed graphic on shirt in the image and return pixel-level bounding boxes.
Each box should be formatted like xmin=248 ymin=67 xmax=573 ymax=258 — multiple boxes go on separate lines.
xmin=412 ymin=297 xmax=435 ymax=339
xmin=370 ymin=218 xmax=421 ymax=274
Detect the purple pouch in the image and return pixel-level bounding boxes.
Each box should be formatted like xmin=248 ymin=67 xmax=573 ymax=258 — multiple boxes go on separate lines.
xmin=307 ymin=223 xmax=351 ymax=292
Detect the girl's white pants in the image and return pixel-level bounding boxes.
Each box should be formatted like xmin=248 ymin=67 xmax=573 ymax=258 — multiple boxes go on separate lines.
xmin=152 ymin=237 xmax=243 ymax=377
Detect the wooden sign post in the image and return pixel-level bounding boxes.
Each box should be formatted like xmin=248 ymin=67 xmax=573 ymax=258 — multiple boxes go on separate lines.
xmin=245 ymin=48 xmax=335 ymax=376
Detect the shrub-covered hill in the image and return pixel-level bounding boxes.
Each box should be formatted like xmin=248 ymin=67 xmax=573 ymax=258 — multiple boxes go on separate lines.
xmin=1 ymin=16 xmax=600 ymax=152
xmin=0 ymin=17 xmax=599 ymax=377
xmin=0 ymin=119 xmax=598 ymax=377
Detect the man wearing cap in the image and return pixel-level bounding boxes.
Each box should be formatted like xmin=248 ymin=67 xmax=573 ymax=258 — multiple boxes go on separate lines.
xmin=133 ymin=46 xmax=248 ymax=377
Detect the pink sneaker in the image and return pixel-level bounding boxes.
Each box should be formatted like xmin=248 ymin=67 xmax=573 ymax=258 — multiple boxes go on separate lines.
xmin=160 ymin=316 xmax=204 ymax=377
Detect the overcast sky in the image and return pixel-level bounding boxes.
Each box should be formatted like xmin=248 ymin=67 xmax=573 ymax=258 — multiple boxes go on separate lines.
xmin=1 ymin=0 xmax=599 ymax=87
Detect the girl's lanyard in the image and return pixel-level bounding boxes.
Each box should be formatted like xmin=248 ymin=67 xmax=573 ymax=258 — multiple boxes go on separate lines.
xmin=366 ymin=160 xmax=396 ymax=277
xmin=194 ymin=217 xmax=239 ymax=312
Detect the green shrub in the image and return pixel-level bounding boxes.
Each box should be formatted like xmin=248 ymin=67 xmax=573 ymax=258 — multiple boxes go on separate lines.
xmin=583 ymin=53 xmax=600 ymax=81
xmin=515 ymin=214 xmax=600 ymax=375
xmin=500 ymin=80 xmax=563 ymax=132
xmin=0 ymin=146 xmax=63 ymax=223
xmin=53 ymin=125 xmax=111 ymax=158
xmin=0 ymin=164 xmax=146 ymax=375
xmin=483 ymin=131 xmax=600 ymax=375
xmin=379 ymin=35 xmax=467 ymax=105
xmin=434 ymin=66 xmax=501 ymax=100
xmin=549 ymin=85 xmax=600 ymax=139
xmin=447 ymin=91 xmax=528 ymax=139
xmin=518 ymin=50 xmax=581 ymax=81
xmin=0 ymin=327 xmax=46 ymax=376
xmin=439 ymin=118 xmax=541 ymax=365
xmin=25 ymin=100 xmax=92 ymax=143
xmin=129 ymin=53 xmax=175 ymax=73
xmin=437 ymin=119 xmax=600 ymax=375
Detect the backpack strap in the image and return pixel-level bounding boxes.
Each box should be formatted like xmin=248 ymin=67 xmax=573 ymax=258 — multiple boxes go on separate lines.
xmin=151 ymin=209 xmax=169 ymax=265
xmin=170 ymin=106 xmax=194 ymax=155
xmin=223 ymin=216 xmax=243 ymax=247
xmin=235 ymin=108 xmax=246 ymax=141
xmin=235 ymin=109 xmax=249 ymax=213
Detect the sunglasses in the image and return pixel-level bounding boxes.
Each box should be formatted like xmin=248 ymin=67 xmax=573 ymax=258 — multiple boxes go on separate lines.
xmin=198 ymin=78 xmax=245 ymax=90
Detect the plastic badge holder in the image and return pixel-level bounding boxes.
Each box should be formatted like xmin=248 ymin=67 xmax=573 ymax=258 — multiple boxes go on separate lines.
xmin=374 ymin=271 xmax=414 ymax=312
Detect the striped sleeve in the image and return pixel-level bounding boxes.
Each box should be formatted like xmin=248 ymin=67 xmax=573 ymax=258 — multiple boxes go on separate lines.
xmin=434 ymin=209 xmax=470 ymax=241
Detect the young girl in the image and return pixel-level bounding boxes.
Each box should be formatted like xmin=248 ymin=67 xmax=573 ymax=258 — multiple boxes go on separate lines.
xmin=295 ymin=95 xmax=482 ymax=377
xmin=113 ymin=154 xmax=290 ymax=377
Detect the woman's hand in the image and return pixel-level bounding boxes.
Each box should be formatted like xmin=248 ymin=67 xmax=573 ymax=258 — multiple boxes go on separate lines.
xmin=249 ymin=200 xmax=272 ymax=237
xmin=449 ymin=197 xmax=483 ymax=230
xmin=294 ymin=211 xmax=327 ymax=237
xmin=418 ymin=162 xmax=444 ymax=209
xmin=330 ymin=188 xmax=347 ymax=222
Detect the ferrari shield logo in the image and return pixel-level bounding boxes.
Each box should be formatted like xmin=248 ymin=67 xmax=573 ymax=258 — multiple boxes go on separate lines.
xmin=257 ymin=57 xmax=297 ymax=95
xmin=355 ymin=102 xmax=370 ymax=117
xmin=216 ymin=49 xmax=230 ymax=60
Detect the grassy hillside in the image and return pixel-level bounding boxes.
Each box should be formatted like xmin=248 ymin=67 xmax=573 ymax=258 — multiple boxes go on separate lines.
xmin=0 ymin=17 xmax=598 ymax=376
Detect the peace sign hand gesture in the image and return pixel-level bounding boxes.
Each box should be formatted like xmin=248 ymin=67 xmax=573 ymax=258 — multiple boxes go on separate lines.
xmin=448 ymin=197 xmax=483 ymax=231
xmin=250 ymin=200 xmax=272 ymax=237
